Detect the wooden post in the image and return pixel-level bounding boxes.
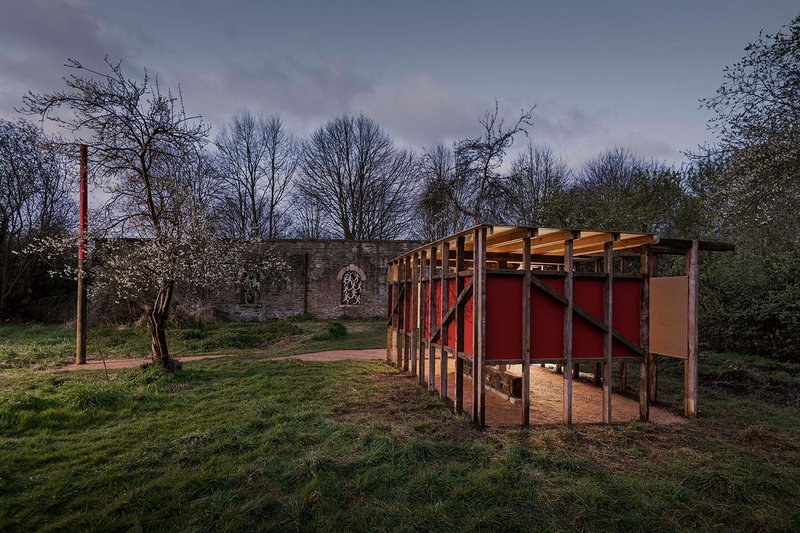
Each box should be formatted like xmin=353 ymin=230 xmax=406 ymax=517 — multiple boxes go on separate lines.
xmin=521 ymin=235 xmax=531 ymax=426
xmin=563 ymin=239 xmax=574 ymax=425
xmin=439 ymin=241 xmax=450 ymax=400
xmin=602 ymin=241 xmax=613 ymax=424
xmin=386 ymin=263 xmax=392 ymax=364
xmin=418 ymin=250 xmax=427 ymax=384
xmin=685 ymin=240 xmax=699 ymax=417
xmin=648 ymin=252 xmax=658 ymax=402
xmin=454 ymin=236 xmax=465 ymax=415
xmin=403 ymin=256 xmax=411 ymax=371
xmin=397 ymin=259 xmax=406 ymax=370
xmin=472 ymin=230 xmax=480 ymax=424
xmin=476 ymin=227 xmax=487 ymax=428
xmin=639 ymin=244 xmax=650 ymax=421
xmin=410 ymin=253 xmax=418 ymax=377
xmin=76 ymin=144 xmax=88 ymax=365
xmin=428 ymin=245 xmax=437 ymax=392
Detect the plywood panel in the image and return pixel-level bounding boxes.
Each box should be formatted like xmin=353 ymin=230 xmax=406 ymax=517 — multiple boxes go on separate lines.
xmin=649 ymin=276 xmax=688 ymax=359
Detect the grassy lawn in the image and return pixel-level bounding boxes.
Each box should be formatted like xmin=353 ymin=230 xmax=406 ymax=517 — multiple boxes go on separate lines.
xmin=0 ymin=324 xmax=798 ymax=531
xmin=0 ymin=319 xmax=387 ymax=369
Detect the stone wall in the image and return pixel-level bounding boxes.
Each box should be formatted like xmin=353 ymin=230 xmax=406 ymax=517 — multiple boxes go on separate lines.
xmin=212 ymin=239 xmax=420 ymax=320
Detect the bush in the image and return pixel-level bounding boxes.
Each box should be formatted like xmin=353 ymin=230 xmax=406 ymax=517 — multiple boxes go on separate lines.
xmin=327 ymin=321 xmax=347 ymax=339
xmin=312 ymin=321 xmax=348 ymax=341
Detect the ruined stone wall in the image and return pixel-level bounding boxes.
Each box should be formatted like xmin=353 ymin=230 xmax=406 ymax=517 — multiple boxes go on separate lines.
xmin=211 ymin=240 xmax=420 ymax=320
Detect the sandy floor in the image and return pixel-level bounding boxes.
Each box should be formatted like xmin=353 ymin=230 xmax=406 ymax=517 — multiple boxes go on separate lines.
xmin=420 ymin=355 xmax=684 ymax=426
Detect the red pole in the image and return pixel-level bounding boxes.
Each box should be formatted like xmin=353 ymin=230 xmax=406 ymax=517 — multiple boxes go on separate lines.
xmin=76 ymin=144 xmax=88 ymax=364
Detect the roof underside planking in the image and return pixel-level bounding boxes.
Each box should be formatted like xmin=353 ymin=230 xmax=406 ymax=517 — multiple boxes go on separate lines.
xmin=390 ymin=225 xmax=735 ymax=265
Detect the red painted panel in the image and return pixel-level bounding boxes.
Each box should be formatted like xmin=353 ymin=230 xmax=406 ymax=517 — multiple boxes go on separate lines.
xmin=405 ymin=281 xmax=412 ymax=332
xmin=434 ymin=279 xmax=442 ymax=332
xmin=421 ymin=280 xmax=429 ymax=339
xmin=445 ymin=278 xmax=457 ymax=348
xmin=612 ymin=278 xmax=642 ymax=357
xmin=531 ymin=276 xmax=565 ymax=359
xmin=572 ymin=278 xmax=604 ymax=358
xmin=388 ymin=284 xmax=393 ymax=324
xmin=463 ymin=276 xmax=474 ymax=356
xmin=486 ymin=275 xmax=523 ymax=360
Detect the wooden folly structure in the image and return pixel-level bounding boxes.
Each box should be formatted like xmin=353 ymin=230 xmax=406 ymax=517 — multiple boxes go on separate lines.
xmin=386 ymin=225 xmax=734 ymax=428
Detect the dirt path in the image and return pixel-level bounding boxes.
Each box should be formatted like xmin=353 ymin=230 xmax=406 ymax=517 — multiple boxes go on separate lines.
xmin=59 ymin=348 xmax=385 ymax=371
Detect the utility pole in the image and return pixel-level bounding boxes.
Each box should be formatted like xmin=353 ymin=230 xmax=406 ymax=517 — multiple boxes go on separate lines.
xmin=76 ymin=144 xmax=88 ymax=364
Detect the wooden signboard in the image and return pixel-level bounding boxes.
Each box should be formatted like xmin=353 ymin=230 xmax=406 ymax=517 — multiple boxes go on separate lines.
xmin=649 ymin=276 xmax=688 ymax=359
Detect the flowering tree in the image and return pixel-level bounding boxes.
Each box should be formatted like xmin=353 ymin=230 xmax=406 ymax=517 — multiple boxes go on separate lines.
xmin=22 ymin=58 xmax=284 ymax=370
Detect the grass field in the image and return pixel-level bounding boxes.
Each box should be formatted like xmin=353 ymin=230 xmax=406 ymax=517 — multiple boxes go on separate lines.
xmin=0 ymin=318 xmax=386 ymax=369
xmin=1 ymin=321 xmax=799 ymax=531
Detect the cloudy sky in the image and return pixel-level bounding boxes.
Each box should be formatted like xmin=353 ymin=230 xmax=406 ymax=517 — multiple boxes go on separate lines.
xmin=1 ymin=0 xmax=796 ymax=166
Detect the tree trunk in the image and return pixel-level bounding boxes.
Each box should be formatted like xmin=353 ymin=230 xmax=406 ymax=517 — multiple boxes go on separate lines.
xmin=147 ymin=283 xmax=181 ymax=371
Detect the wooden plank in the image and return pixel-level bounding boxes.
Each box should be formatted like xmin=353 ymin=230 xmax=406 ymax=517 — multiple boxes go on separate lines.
xmin=386 ymin=263 xmax=392 ymax=364
xmin=521 ymin=235 xmax=531 ymax=426
xmin=685 ymin=240 xmax=699 ymax=417
xmin=403 ymin=256 xmax=411 ymax=371
xmin=429 ymin=282 xmax=473 ymax=342
xmin=648 ymin=252 xmax=658 ymax=402
xmin=649 ymin=276 xmax=689 ymax=358
xmin=439 ymin=241 xmax=450 ymax=400
xmin=410 ymin=252 xmax=418 ymax=377
xmin=639 ymin=244 xmax=650 ymax=422
xmin=471 ymin=230 xmax=480 ymax=424
xmin=563 ymin=239 xmax=574 ymax=425
xmin=428 ymin=245 xmax=437 ymax=392
xmin=477 ymin=227 xmax=487 ymax=428
xmin=418 ymin=250 xmax=427 ymax=385
xmin=491 ymin=229 xmax=576 ymax=254
xmin=454 ymin=236 xmax=465 ymax=415
xmin=602 ymin=241 xmax=613 ymax=424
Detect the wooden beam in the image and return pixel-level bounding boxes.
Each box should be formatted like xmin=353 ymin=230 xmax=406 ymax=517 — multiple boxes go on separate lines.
xmin=491 ymin=230 xmax=577 ymax=254
xmin=602 ymin=241 xmax=613 ymax=424
xmin=418 ymin=250 xmax=427 ymax=385
xmin=429 ymin=282 xmax=473 ymax=343
xmin=563 ymin=239 xmax=574 ymax=425
xmin=521 ymin=235 xmax=532 ymax=426
xmin=403 ymin=256 xmax=411 ymax=371
xmin=572 ymin=235 xmax=658 ymax=257
xmin=410 ymin=253 xmax=418 ymax=377
xmin=477 ymin=227 xmax=487 ymax=428
xmin=648 ymin=252 xmax=658 ymax=402
xmin=428 ymin=245 xmax=437 ymax=392
xmin=439 ymin=241 xmax=450 ymax=400
xmin=685 ymin=240 xmax=699 ymax=417
xmin=536 ymin=232 xmax=617 ymax=255
xmin=485 ymin=227 xmax=535 ymax=249
xmin=639 ymin=245 xmax=650 ymax=421
xmin=454 ymin=236 xmax=465 ymax=415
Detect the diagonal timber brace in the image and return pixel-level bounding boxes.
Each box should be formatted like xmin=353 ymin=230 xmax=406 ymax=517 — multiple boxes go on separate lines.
xmin=530 ymin=276 xmax=645 ymax=357
xmin=429 ymin=280 xmax=474 ymax=343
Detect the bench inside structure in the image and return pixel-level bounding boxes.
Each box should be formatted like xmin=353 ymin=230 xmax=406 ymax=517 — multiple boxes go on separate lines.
xmin=386 ymin=225 xmax=734 ymax=428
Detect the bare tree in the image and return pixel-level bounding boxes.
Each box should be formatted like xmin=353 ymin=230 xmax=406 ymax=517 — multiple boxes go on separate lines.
xmin=572 ymin=147 xmax=686 ymax=234
xmin=292 ymin=193 xmax=331 ymax=239
xmin=413 ymin=142 xmax=469 ymax=240
xmin=452 ymin=102 xmax=534 ymax=224
xmin=507 ymin=143 xmax=571 ymax=227
xmin=0 ymin=119 xmax=74 ymax=316
xmin=298 ymin=115 xmax=417 ymax=239
xmin=22 ymin=58 xmax=283 ymax=370
xmin=215 ymin=111 xmax=297 ymax=239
